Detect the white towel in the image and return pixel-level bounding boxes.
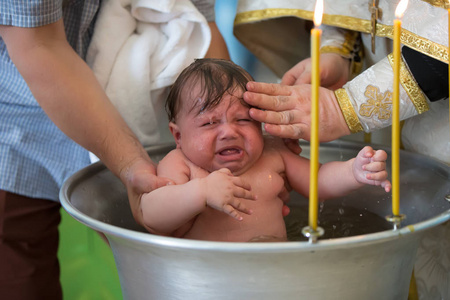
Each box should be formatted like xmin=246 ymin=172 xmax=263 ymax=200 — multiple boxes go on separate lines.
xmin=86 ymin=0 xmax=211 ymax=163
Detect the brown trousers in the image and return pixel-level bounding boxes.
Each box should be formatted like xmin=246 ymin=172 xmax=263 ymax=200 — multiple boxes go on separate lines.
xmin=0 ymin=191 xmax=62 ymax=300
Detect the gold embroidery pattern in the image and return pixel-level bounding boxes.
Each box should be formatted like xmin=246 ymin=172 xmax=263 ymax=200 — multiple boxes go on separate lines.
xmin=334 ymin=89 xmax=363 ymax=133
xmin=376 ymin=26 xmax=449 ymax=64
xmin=387 ymin=53 xmax=430 ymax=114
xmin=320 ymin=46 xmax=350 ymax=57
xmin=359 ymin=85 xmax=393 ymax=120
xmin=234 ymin=9 xmax=448 ymax=63
xmin=421 ymin=0 xmax=449 ymax=9
xmin=234 ymin=9 xmax=371 ymax=32
xmin=234 ymin=8 xmax=313 ymax=25
xmin=320 ymin=31 xmax=359 ymax=56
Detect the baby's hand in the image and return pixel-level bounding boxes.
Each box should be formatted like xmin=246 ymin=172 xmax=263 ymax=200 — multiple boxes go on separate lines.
xmin=353 ymin=146 xmax=391 ymax=192
xmin=203 ymin=168 xmax=256 ymax=220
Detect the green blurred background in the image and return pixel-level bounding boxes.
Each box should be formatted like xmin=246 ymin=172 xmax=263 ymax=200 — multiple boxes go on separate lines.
xmin=58 ymin=209 xmax=122 ymax=300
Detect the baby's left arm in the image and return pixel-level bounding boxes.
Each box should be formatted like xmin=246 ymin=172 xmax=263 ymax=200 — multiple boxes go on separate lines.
xmin=352 ymin=146 xmax=391 ymax=192
xmin=313 ymin=146 xmax=391 ymax=200
xmin=281 ymin=141 xmax=391 ymax=200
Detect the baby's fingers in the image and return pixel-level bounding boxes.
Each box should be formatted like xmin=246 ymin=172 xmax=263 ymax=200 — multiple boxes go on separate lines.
xmin=222 ymin=206 xmax=243 ymax=221
xmin=363 ymin=161 xmax=386 ymax=172
xmin=231 ymin=177 xmax=252 ymax=192
xmin=365 ymin=170 xmax=388 ymax=181
xmin=359 ymin=146 xmax=374 ymax=158
xmin=371 ymin=149 xmax=388 ymax=162
xmin=381 ymin=180 xmax=392 ymax=192
xmin=365 ymin=172 xmax=391 ymax=193
xmin=234 ymin=186 xmax=257 ymax=200
xmin=223 ymin=200 xmax=253 ymax=221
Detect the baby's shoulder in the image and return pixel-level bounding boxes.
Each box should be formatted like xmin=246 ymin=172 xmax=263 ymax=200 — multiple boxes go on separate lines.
xmin=159 ymin=148 xmax=186 ymax=165
xmin=157 ymin=149 xmax=190 ymax=176
xmin=159 ymin=148 xmax=207 ymax=180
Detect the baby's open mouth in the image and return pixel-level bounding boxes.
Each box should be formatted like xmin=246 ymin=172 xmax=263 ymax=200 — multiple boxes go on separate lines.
xmin=219 ymin=148 xmax=241 ymax=156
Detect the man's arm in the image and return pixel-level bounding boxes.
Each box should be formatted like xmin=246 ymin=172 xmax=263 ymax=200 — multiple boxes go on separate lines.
xmin=204 ymin=21 xmax=230 ymax=59
xmin=244 ymin=45 xmax=447 ymax=141
xmin=0 ymin=20 xmax=168 ymax=226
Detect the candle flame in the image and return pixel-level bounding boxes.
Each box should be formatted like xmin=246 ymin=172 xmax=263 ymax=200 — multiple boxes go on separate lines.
xmin=313 ymin=0 xmax=324 ymax=27
xmin=395 ymin=0 xmax=408 ymax=18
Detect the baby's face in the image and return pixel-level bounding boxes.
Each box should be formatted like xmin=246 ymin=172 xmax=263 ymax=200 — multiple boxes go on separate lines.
xmin=173 ymin=88 xmax=264 ymax=175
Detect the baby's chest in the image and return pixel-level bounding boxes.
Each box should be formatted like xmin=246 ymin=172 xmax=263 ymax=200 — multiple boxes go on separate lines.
xmin=243 ymin=168 xmax=286 ymax=200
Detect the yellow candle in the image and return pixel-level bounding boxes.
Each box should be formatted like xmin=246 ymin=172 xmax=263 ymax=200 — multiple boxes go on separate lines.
xmin=309 ymin=26 xmax=321 ymax=230
xmin=309 ymin=0 xmax=323 ymax=231
xmin=392 ymin=0 xmax=408 ymax=216
xmin=392 ymin=18 xmax=401 ymax=216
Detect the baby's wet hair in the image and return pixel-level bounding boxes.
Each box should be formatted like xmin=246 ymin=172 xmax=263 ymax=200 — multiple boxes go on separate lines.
xmin=166 ymin=58 xmax=254 ymax=122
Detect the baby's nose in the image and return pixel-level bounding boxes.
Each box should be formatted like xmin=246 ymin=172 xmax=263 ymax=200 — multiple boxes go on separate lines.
xmin=219 ymin=123 xmax=239 ymax=139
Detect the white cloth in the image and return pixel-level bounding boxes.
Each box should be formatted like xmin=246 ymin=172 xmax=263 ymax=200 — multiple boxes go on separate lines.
xmin=402 ymin=100 xmax=450 ymax=165
xmin=86 ymin=0 xmax=211 ymax=161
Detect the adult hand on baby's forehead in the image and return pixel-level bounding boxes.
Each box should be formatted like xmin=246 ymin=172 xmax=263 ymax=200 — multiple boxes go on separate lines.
xmin=244 ymin=82 xmax=351 ymax=142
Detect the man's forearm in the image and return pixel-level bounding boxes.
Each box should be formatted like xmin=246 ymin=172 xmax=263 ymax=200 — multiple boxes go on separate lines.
xmin=0 ymin=20 xmax=151 ymax=179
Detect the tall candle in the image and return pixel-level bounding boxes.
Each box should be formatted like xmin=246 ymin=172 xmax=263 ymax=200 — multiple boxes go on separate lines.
xmin=309 ymin=0 xmax=323 ymax=230
xmin=392 ymin=0 xmax=408 ymax=216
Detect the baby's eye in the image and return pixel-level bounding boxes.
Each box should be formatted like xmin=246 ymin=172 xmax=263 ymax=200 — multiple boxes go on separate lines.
xmin=238 ymin=118 xmax=252 ymax=122
xmin=201 ymin=120 xmax=215 ymax=127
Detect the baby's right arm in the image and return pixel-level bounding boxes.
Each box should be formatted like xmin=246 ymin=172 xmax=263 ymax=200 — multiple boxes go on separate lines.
xmin=140 ymin=150 xmax=255 ymax=236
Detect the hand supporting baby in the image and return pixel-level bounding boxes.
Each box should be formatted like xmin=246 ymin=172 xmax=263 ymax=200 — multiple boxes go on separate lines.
xmin=352 ymin=146 xmax=391 ymax=192
xmin=201 ymin=168 xmax=256 ymax=220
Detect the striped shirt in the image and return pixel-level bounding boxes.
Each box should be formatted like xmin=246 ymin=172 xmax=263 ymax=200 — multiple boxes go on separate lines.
xmin=0 ymin=0 xmax=99 ymax=201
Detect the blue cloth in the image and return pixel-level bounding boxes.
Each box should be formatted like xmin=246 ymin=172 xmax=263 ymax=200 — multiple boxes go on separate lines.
xmin=0 ymin=0 xmax=99 ymax=201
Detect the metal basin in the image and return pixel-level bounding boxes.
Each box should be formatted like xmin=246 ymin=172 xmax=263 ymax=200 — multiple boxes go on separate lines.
xmin=60 ymin=140 xmax=450 ymax=300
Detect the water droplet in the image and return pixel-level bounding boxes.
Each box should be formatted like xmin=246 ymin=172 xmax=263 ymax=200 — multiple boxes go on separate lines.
xmin=319 ymin=202 xmax=325 ymax=213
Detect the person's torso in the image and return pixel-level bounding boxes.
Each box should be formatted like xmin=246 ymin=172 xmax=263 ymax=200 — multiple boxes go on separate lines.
xmin=0 ymin=0 xmax=99 ymax=200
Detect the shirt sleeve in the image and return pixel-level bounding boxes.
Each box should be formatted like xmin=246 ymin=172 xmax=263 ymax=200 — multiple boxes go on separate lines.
xmin=191 ymin=0 xmax=215 ymax=22
xmin=402 ymin=46 xmax=449 ymax=102
xmin=0 ymin=0 xmax=62 ymax=27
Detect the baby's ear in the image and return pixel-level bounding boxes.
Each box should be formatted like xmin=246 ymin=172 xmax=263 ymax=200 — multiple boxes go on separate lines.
xmin=169 ymin=122 xmax=182 ymax=147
